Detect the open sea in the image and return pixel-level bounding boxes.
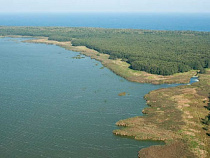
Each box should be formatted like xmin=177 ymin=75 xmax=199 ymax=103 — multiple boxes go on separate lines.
xmin=0 ymin=13 xmax=207 ymax=158
xmin=0 ymin=13 xmax=210 ymax=31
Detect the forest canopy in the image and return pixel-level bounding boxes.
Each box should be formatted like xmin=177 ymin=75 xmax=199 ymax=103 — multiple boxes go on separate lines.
xmin=1 ymin=26 xmax=210 ymax=75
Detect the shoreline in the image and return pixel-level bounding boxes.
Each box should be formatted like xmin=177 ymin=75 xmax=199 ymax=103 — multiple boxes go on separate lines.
xmin=3 ymin=36 xmax=209 ymax=157
xmin=20 ymin=36 xmax=197 ymax=85
xmin=113 ymin=71 xmax=210 ymax=158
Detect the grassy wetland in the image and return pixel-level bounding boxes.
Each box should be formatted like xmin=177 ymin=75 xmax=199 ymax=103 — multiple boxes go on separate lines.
xmin=1 ymin=26 xmax=210 ymax=157
xmin=1 ymin=26 xmax=210 ymax=76
xmin=23 ymin=37 xmax=197 ymax=85
xmin=114 ymin=70 xmax=210 ymax=158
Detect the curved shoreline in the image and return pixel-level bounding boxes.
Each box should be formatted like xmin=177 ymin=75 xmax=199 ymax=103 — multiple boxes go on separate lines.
xmin=4 ymin=36 xmax=210 ymax=157
xmin=20 ymin=36 xmax=197 ymax=85
xmin=113 ymin=72 xmax=210 ymax=158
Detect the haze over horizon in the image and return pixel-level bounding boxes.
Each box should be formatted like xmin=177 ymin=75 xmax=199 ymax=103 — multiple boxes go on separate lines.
xmin=0 ymin=0 xmax=209 ymax=13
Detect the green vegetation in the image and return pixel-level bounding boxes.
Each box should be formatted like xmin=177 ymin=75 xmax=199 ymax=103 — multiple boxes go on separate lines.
xmin=72 ymin=55 xmax=85 ymax=59
xmin=203 ymin=114 xmax=210 ymax=125
xmin=206 ymin=95 xmax=210 ymax=111
xmin=1 ymin=26 xmax=210 ymax=157
xmin=202 ymin=94 xmax=210 ymax=137
xmin=1 ymin=26 xmax=210 ymax=75
xmin=114 ymin=70 xmax=210 ymax=158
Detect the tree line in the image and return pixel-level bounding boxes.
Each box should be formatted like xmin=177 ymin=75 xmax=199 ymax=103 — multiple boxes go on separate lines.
xmin=0 ymin=26 xmax=210 ymax=75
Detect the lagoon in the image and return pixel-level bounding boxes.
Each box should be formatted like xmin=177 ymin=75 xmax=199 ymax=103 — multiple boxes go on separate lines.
xmin=0 ymin=38 xmax=183 ymax=158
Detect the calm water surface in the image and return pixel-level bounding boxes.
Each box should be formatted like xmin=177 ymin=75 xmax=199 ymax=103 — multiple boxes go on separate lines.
xmin=0 ymin=38 xmax=183 ymax=158
xmin=0 ymin=13 xmax=210 ymax=31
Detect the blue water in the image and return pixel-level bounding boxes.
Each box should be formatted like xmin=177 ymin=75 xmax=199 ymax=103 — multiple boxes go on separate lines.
xmin=0 ymin=13 xmax=210 ymax=31
xmin=0 ymin=38 xmax=182 ymax=158
xmin=0 ymin=13 xmax=203 ymax=158
xmin=190 ymin=76 xmax=199 ymax=84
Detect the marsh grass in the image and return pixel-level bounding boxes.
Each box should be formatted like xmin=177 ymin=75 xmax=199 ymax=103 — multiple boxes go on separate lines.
xmin=114 ymin=70 xmax=210 ymax=158
xmin=22 ymin=38 xmax=197 ymax=84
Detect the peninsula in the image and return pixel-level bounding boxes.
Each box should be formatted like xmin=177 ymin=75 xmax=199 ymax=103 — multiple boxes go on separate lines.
xmin=1 ymin=26 xmax=210 ymax=157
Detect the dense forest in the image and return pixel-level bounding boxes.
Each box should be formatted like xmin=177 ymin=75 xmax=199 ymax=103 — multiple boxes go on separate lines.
xmin=0 ymin=26 xmax=210 ymax=75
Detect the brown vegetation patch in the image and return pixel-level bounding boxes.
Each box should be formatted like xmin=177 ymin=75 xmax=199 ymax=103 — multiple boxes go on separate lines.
xmin=22 ymin=37 xmax=197 ymax=84
xmin=118 ymin=92 xmax=126 ymax=96
xmin=114 ymin=70 xmax=210 ymax=158
xmin=138 ymin=141 xmax=195 ymax=158
xmin=114 ymin=121 xmax=179 ymax=141
xmin=20 ymin=37 xmax=210 ymax=157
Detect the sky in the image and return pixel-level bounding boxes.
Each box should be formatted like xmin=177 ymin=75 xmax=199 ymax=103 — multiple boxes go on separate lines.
xmin=0 ymin=0 xmax=209 ymax=13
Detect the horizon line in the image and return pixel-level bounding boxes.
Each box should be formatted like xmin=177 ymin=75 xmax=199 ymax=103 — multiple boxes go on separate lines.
xmin=0 ymin=11 xmax=210 ymax=14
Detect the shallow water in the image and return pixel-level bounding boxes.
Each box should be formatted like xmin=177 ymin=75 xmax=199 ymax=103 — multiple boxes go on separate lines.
xmin=190 ymin=76 xmax=199 ymax=84
xmin=0 ymin=38 xmax=182 ymax=158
